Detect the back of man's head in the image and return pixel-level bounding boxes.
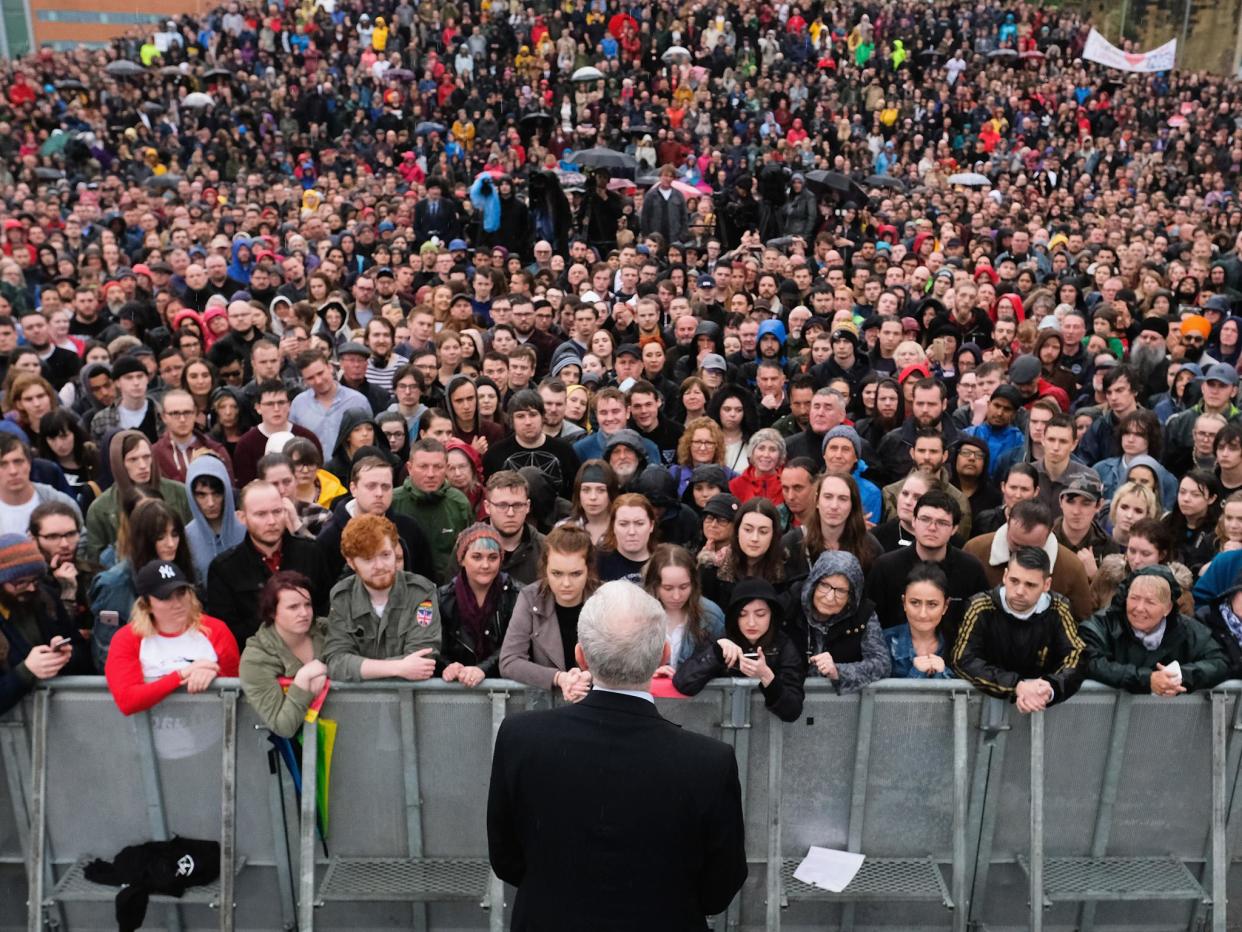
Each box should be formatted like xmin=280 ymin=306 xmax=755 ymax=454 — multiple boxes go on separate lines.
xmin=577 ymin=580 xmax=667 ymax=689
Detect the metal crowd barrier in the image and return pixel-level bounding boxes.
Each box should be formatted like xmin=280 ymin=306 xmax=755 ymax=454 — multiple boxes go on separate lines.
xmin=0 ymin=678 xmax=1238 ymax=931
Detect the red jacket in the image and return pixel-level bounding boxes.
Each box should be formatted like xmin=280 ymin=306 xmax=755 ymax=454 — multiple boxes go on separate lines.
xmin=105 ymin=615 xmax=239 ymax=716
xmin=152 ymin=430 xmax=235 ymax=485
xmin=729 ymin=467 xmax=784 ymax=506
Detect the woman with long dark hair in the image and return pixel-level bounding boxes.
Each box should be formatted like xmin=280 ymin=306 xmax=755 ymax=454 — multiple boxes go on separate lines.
xmin=784 ymin=473 xmax=883 ymax=577
xmin=701 ymin=497 xmax=787 ymax=609
xmin=674 ymin=578 xmax=805 ymax=721
xmin=84 ymin=430 xmax=192 ymax=565
xmin=90 ymin=498 xmax=196 ymax=671
xmin=643 ymin=543 xmax=725 ymax=676
xmin=499 ymin=525 xmax=600 ymax=701
xmin=561 ymin=459 xmax=618 ymax=546
xmin=705 ymin=385 xmax=760 ymax=473
xmin=854 ymin=377 xmax=904 ymax=450
xmin=1163 ymin=470 xmax=1221 ymax=574
xmin=445 ymin=374 xmax=504 ymax=451
xmin=37 ymin=409 xmax=101 ymax=510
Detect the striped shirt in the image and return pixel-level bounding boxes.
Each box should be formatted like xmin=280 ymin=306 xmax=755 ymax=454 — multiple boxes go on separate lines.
xmin=365 ymin=353 xmax=409 ymax=392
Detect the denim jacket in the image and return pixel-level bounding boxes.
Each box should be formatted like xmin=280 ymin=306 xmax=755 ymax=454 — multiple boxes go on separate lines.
xmin=884 ymin=624 xmax=953 ymax=679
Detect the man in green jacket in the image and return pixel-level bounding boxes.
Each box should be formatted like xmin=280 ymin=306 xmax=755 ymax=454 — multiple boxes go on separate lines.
xmin=389 ymin=437 xmax=472 ymax=583
xmin=1081 ymin=565 xmax=1229 ymax=695
xmin=322 ymin=513 xmax=441 ymax=683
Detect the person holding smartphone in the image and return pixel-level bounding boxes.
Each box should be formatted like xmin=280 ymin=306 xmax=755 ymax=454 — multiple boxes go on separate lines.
xmin=674 ymin=578 xmax=805 ymax=721
xmin=0 ymin=534 xmax=92 ymax=716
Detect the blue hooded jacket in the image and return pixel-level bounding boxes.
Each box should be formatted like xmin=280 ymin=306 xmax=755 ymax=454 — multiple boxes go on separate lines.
xmin=756 ymin=319 xmax=788 ymax=366
xmin=227 ymin=237 xmax=254 ymax=285
xmin=184 ymin=454 xmax=245 ymax=587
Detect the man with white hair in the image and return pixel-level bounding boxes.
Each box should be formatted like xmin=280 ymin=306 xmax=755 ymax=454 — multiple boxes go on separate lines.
xmin=487 ymin=580 xmax=747 ymax=928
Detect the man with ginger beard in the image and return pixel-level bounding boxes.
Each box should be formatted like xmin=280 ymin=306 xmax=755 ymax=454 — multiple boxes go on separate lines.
xmin=322 ymin=513 xmax=442 ymax=683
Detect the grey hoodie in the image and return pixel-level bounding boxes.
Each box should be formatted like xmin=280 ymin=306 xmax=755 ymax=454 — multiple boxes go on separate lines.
xmin=184 ymin=454 xmax=245 ymax=587
xmin=800 ymin=550 xmax=891 ymax=693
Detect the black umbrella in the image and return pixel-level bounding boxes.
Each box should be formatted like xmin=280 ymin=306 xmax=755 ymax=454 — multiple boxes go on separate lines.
xmin=624 ymin=124 xmax=655 ymax=136
xmin=145 ymin=174 xmax=183 ymax=190
xmin=569 ymin=147 xmax=638 ymax=170
xmin=55 ymin=79 xmax=86 ymax=91
xmin=203 ymin=68 xmax=235 ymax=80
xmin=987 ymin=48 xmax=1018 ymax=59
xmin=105 ymin=60 xmax=145 ymax=77
xmin=917 ymin=49 xmax=945 ymax=63
xmin=386 ymin=68 xmax=415 ymax=82
xmin=805 ymin=170 xmax=868 ymax=205
xmin=140 ymin=101 xmax=165 ymax=115
xmin=34 ymin=167 xmax=64 ymax=180
xmin=864 ymin=175 xmax=907 ymax=192
xmin=415 ymin=121 xmax=446 ymax=135
xmin=519 ymin=111 xmax=554 ymax=127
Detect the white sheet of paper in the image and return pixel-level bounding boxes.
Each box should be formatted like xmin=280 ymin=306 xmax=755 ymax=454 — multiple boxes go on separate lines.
xmin=1164 ymin=660 xmax=1182 ymax=683
xmin=793 ymin=846 xmax=866 ymax=893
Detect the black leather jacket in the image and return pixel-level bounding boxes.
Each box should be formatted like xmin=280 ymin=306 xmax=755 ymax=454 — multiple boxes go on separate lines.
xmin=437 ymin=573 xmax=522 ymax=675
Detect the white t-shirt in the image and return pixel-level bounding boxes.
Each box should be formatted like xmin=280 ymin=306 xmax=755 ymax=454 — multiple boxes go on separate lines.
xmin=138 ymin=628 xmax=218 ymax=681
xmin=118 ymin=401 xmax=149 ymax=430
xmin=0 ymin=490 xmax=38 ymax=537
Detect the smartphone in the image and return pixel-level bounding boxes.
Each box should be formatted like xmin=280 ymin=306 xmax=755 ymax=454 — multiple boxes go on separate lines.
xmin=742 ymin=652 xmax=759 ymax=660
xmin=99 ymin=610 xmax=120 ymax=628
xmin=49 ymin=636 xmax=71 ymax=652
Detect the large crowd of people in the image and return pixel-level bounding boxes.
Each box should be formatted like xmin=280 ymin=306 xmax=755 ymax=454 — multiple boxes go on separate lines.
xmin=0 ymin=0 xmax=1241 ymax=734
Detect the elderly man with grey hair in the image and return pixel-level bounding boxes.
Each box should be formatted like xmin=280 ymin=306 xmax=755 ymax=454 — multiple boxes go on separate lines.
xmin=487 ymin=580 xmax=747 ymax=928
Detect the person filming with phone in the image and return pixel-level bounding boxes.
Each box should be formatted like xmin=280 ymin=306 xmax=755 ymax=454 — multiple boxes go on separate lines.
xmin=0 ymin=533 xmax=92 ymax=716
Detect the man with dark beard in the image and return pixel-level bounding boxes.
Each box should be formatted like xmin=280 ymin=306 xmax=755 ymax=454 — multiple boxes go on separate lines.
xmin=1130 ymin=317 xmax=1170 ymax=403
xmin=1178 ymin=314 xmax=1218 ymax=368
xmin=0 ymin=534 xmax=91 ymax=715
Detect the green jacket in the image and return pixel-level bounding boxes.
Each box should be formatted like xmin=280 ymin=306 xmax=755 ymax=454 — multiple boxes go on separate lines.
xmin=238 ymin=620 xmax=328 ymax=739
xmin=389 ymin=479 xmax=472 ymax=583
xmin=83 ymin=479 xmax=192 ymax=565
xmin=1081 ymin=599 xmax=1229 ymax=695
xmin=322 ymin=570 xmax=441 ymax=682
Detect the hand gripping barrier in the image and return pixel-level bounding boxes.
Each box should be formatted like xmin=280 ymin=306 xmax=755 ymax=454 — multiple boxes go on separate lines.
xmin=0 ymin=678 xmax=1239 ymax=931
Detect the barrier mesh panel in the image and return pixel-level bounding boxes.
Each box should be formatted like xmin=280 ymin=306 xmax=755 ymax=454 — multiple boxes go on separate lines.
xmin=781 ymin=856 xmax=951 ymax=902
xmin=317 ymin=856 xmax=491 ymax=901
xmin=1016 ymin=856 xmax=1206 ymax=901
xmin=49 ymin=856 xmax=246 ymax=904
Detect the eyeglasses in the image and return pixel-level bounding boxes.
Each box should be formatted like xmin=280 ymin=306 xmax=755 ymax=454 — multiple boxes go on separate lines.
xmin=691 ymin=439 xmax=717 ymax=448
xmin=489 ymin=500 xmax=529 ymax=513
xmin=815 ymin=579 xmax=850 ymax=599
xmin=164 ymin=409 xmax=196 ymax=418
xmin=37 ymin=530 xmax=80 ymax=543
xmin=382 ymin=430 xmax=406 ymax=442
xmin=290 ymin=460 xmax=317 ymax=471
xmin=957 ymin=448 xmax=984 ymax=460
xmin=915 ymin=514 xmax=954 ymax=530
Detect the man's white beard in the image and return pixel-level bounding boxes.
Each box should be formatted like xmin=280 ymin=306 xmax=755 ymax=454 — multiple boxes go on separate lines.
xmin=1130 ymin=343 xmax=1166 ymax=380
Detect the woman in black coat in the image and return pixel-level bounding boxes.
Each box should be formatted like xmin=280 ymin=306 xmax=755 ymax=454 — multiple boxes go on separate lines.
xmin=438 ymin=524 xmax=522 ymax=685
xmin=674 ymin=578 xmax=805 ymax=722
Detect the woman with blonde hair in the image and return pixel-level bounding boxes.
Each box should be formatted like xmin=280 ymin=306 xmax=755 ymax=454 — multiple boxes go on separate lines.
xmin=671 ymin=416 xmax=731 ymax=497
xmin=104 ymin=558 xmax=239 ymax=715
xmin=1107 ymin=480 xmax=1162 ymax=550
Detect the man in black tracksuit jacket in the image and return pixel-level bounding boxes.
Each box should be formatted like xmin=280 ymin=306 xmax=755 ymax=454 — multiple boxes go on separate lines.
xmin=952 ymin=546 xmax=1085 ymax=709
